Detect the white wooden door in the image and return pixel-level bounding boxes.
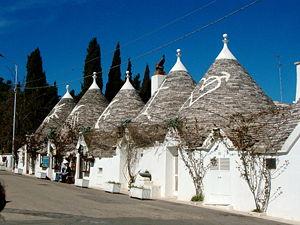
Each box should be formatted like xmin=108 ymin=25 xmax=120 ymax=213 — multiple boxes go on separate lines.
xmin=208 ymin=157 xmax=231 ymax=205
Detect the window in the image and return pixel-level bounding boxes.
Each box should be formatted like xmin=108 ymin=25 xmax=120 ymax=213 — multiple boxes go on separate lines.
xmin=219 ymin=158 xmax=230 ymax=170
xmin=210 ymin=158 xmax=230 ymax=171
xmin=98 ymin=167 xmax=103 ymax=175
xmin=266 ymin=158 xmax=276 ymax=170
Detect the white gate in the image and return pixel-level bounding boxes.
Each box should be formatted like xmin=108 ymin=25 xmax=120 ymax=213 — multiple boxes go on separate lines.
xmin=207 ymin=157 xmax=231 ymax=205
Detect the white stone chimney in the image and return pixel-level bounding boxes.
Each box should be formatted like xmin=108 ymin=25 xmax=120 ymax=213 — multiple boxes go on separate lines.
xmin=295 ymin=62 xmax=300 ymax=102
xmin=151 ymin=74 xmax=165 ymax=96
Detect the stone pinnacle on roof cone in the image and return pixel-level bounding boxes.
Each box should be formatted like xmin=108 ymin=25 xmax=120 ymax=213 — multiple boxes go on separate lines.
xmin=90 ymin=69 xmax=144 ymax=157
xmin=34 ymin=84 xmax=75 ymax=146
xmin=62 ymin=84 xmax=73 ymax=99
xmin=179 ymin=33 xmax=275 ymax=148
xmin=121 ymin=70 xmax=135 ymax=90
xmin=216 ymin=33 xmax=237 ymax=60
xmin=89 ymin=72 xmax=100 ymax=90
xmin=170 ymin=48 xmax=188 ymax=73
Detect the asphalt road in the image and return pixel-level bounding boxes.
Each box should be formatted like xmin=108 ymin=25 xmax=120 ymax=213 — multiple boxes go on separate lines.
xmin=0 ymin=171 xmax=290 ymax=225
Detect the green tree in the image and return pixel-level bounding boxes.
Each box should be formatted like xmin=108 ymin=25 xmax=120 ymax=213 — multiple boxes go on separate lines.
xmin=0 ymin=78 xmax=13 ymax=153
xmin=139 ymin=64 xmax=151 ymax=103
xmin=125 ymin=58 xmax=140 ymax=90
xmin=79 ymin=37 xmax=102 ymax=98
xmin=25 ymin=48 xmax=47 ymax=93
xmin=126 ymin=58 xmax=132 ymax=78
xmin=105 ymin=42 xmax=122 ymax=102
xmin=132 ymin=73 xmax=141 ymax=90
xmin=23 ymin=48 xmax=58 ymax=136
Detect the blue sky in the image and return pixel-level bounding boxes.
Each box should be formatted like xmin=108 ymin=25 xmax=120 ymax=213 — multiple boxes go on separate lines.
xmin=0 ymin=0 xmax=299 ymax=103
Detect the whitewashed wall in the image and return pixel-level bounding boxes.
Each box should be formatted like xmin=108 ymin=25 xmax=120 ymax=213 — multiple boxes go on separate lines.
xmin=87 ymin=137 xmax=300 ymax=223
xmin=203 ymin=142 xmax=254 ymax=211
xmin=16 ymin=147 xmax=25 ymax=173
xmin=268 ymin=138 xmax=300 ymax=221
xmin=135 ymin=145 xmax=168 ymax=197
xmin=177 ymin=154 xmax=195 ymax=201
xmin=134 ymin=143 xmax=197 ymax=199
xmin=229 ymin=155 xmax=255 ymax=211
xmin=89 ymin=147 xmax=125 ymax=190
xmin=34 ymin=154 xmax=47 ymax=178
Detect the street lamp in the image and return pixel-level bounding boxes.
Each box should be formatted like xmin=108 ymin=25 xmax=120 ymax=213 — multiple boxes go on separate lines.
xmin=0 ymin=53 xmax=18 ymax=170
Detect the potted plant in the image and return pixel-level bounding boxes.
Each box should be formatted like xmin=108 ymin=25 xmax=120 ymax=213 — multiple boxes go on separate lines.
xmin=105 ymin=181 xmax=121 ymax=193
xmin=139 ymin=170 xmax=152 ymax=181
xmin=130 ymin=185 xmax=151 ymax=200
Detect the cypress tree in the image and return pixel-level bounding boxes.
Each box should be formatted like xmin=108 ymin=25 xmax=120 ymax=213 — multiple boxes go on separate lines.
xmin=132 ymin=73 xmax=141 ymax=90
xmin=105 ymin=42 xmax=122 ymax=102
xmin=126 ymin=58 xmax=132 ymax=78
xmin=25 ymin=48 xmax=47 ymax=94
xmin=140 ymin=64 xmax=151 ymax=103
xmin=23 ymin=48 xmax=58 ymax=135
xmin=125 ymin=58 xmax=140 ymax=90
xmin=0 ymin=78 xmax=13 ymax=152
xmin=79 ymin=37 xmax=102 ymax=98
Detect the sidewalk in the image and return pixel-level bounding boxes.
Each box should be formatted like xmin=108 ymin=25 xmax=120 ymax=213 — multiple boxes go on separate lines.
xmin=163 ymin=197 xmax=300 ymax=225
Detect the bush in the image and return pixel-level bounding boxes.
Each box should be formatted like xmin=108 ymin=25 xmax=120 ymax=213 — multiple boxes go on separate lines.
xmin=252 ymin=208 xmax=262 ymax=213
xmin=191 ymin=194 xmax=204 ymax=202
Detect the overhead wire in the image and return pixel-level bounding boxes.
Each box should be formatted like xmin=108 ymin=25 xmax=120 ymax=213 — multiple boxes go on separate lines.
xmin=23 ymin=0 xmax=261 ymax=90
xmin=19 ymin=0 xmax=217 ymax=88
xmin=85 ymin=0 xmax=217 ymax=64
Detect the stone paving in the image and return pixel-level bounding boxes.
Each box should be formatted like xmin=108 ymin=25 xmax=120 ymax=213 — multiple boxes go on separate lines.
xmin=0 ymin=171 xmax=293 ymax=225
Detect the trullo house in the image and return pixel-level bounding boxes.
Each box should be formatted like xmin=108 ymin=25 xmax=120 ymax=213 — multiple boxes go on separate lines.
xmin=77 ymin=71 xmax=144 ymax=189
xmin=21 ymin=85 xmax=75 ymax=179
xmin=60 ymin=73 xmax=108 ymax=185
xmin=126 ymin=49 xmax=196 ymax=199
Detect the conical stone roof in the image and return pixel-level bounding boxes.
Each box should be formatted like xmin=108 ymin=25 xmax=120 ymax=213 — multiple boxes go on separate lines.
xmin=252 ymin=102 xmax=300 ymax=154
xmin=61 ymin=73 xmax=108 ymax=153
xmin=129 ymin=49 xmax=196 ymax=147
xmin=34 ymin=85 xmax=75 ymax=143
xmin=64 ymin=73 xmax=108 ymax=130
xmin=179 ymin=34 xmax=275 ymax=148
xmin=86 ymin=71 xmax=145 ymax=157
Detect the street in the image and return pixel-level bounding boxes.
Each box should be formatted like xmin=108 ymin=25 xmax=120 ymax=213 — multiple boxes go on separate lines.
xmin=0 ymin=171 xmax=289 ymax=225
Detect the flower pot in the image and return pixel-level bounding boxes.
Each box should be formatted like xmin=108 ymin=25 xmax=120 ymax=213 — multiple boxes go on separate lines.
xmin=36 ymin=171 xmax=47 ymax=179
xmin=130 ymin=187 xmax=151 ymax=200
xmin=75 ymin=178 xmax=89 ymax=188
xmin=105 ymin=183 xmax=121 ymax=193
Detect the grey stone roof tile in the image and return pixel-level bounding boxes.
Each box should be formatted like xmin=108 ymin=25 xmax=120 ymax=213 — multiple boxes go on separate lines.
xmin=34 ymin=97 xmax=75 ymax=142
xmin=179 ymin=58 xmax=276 ymax=148
xmin=129 ymin=70 xmax=196 ymax=147
xmin=86 ymin=87 xmax=144 ymax=157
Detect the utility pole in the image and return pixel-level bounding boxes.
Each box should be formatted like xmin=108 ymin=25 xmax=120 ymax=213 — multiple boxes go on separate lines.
xmin=12 ymin=64 xmax=18 ymax=169
xmin=276 ymin=55 xmax=283 ymax=102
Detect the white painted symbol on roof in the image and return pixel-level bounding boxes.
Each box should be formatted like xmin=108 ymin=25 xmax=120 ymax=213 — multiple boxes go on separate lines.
xmin=44 ymin=103 xmax=66 ymax=123
xmin=138 ymin=79 xmax=169 ymax=121
xmin=69 ymin=105 xmax=85 ymax=128
xmin=95 ymin=99 xmax=119 ymax=128
xmin=181 ymin=71 xmax=231 ymax=110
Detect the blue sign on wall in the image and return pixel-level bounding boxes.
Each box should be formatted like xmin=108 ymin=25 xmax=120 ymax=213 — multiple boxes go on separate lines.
xmin=41 ymin=156 xmax=50 ymax=168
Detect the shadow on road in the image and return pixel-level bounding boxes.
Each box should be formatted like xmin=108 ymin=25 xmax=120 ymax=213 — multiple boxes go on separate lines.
xmin=1 ymin=208 xmax=207 ymax=225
